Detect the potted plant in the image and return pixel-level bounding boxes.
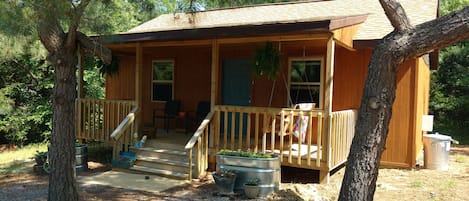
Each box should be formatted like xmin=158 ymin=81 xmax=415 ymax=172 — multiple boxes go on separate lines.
xmin=34 ymin=151 xmax=47 ymax=166
xmin=212 ymin=169 xmax=237 ymax=195
xmin=33 ymin=151 xmax=49 ymax=175
xmin=244 ymin=178 xmax=260 ymax=198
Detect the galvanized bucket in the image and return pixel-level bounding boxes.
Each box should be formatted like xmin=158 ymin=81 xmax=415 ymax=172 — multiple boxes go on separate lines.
xmin=423 ymin=134 xmax=451 ymax=170
xmin=216 ymin=154 xmax=280 ymax=197
xmin=75 ymin=144 xmax=88 ymax=172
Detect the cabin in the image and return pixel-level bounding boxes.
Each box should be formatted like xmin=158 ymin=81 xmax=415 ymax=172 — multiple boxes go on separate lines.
xmin=75 ymin=0 xmax=437 ymax=183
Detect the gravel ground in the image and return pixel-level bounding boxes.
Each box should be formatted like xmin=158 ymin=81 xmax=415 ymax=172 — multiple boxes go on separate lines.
xmin=1 ymin=146 xmax=468 ymax=201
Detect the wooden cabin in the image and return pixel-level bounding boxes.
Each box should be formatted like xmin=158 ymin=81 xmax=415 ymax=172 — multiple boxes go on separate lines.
xmin=76 ymin=0 xmax=437 ymax=183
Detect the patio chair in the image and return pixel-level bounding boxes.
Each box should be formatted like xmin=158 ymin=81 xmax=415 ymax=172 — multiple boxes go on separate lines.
xmin=264 ymin=103 xmax=316 ymax=143
xmin=153 ymin=100 xmax=181 ymax=133
xmin=195 ymin=101 xmax=211 ymax=125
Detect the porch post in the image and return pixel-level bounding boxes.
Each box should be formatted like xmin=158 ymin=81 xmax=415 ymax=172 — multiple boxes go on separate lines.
xmin=135 ymin=43 xmax=143 ymax=138
xmin=209 ymin=40 xmax=219 ymax=150
xmin=321 ymin=36 xmax=335 ymax=184
xmin=210 ymin=40 xmax=219 ymax=109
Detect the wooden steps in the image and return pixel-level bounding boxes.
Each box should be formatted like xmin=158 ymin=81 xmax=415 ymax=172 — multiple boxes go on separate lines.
xmin=127 ymin=143 xmax=195 ymax=180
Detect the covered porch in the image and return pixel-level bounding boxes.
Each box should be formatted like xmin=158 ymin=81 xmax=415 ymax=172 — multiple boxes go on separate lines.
xmin=75 ymin=97 xmax=356 ymax=183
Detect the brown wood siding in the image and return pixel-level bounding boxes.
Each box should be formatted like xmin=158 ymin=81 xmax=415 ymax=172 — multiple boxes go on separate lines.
xmin=414 ymin=58 xmax=430 ymax=164
xmin=332 ymin=46 xmax=370 ymax=111
xmin=106 ymin=56 xmax=136 ymax=100
xmin=333 ymin=46 xmax=422 ymax=168
xmin=140 ymin=46 xmax=212 ymax=128
xmin=380 ymin=59 xmax=416 ymax=168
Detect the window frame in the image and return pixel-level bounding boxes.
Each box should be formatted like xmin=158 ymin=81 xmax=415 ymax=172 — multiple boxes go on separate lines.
xmin=288 ymin=57 xmax=324 ymax=109
xmin=151 ymin=60 xmax=175 ymax=102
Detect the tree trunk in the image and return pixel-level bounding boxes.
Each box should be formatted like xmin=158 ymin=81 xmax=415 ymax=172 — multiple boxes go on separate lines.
xmin=338 ymin=1 xmax=469 ymax=200
xmin=48 ymin=50 xmax=79 ymax=201
xmin=338 ymin=34 xmax=400 ymax=201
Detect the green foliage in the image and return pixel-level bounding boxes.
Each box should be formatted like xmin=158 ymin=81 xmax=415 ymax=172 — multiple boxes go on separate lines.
xmin=204 ymin=0 xmax=300 ymax=9
xmin=217 ymin=149 xmax=275 ymax=158
xmin=253 ymin=42 xmax=281 ymax=80
xmin=440 ymin=0 xmax=469 ymax=16
xmin=0 ymin=55 xmax=52 ymax=145
xmin=430 ymin=41 xmax=469 ymax=144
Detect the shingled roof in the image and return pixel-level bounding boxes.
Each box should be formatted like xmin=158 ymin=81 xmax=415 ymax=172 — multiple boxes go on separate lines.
xmin=126 ymin=0 xmax=437 ymax=41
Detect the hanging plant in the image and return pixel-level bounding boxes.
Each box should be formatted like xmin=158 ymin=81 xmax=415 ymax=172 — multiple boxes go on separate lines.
xmin=253 ymin=42 xmax=281 ymax=80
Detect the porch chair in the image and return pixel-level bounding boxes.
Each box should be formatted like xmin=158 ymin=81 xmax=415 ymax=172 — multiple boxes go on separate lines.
xmin=153 ymin=100 xmax=182 ymax=133
xmin=188 ymin=101 xmax=211 ymax=131
xmin=264 ymin=103 xmax=316 ymax=143
xmin=195 ymin=101 xmax=211 ymax=124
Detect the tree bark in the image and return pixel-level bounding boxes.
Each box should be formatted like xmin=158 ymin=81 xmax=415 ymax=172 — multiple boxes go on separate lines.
xmin=38 ymin=14 xmax=79 ymax=201
xmin=338 ymin=1 xmax=469 ymax=200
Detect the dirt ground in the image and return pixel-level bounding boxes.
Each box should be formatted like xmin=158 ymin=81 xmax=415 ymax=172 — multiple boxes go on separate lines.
xmin=0 ymin=145 xmax=468 ymax=201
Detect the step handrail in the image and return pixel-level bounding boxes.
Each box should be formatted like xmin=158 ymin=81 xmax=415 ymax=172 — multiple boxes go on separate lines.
xmin=184 ymin=110 xmax=215 ymax=179
xmin=110 ymin=106 xmax=139 ymax=140
xmin=110 ymin=106 xmax=139 ymax=160
xmin=185 ymin=111 xmax=214 ymax=149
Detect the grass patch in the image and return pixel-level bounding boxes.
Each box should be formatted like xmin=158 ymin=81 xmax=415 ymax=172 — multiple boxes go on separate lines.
xmin=0 ymin=161 xmax=33 ymax=174
xmin=0 ymin=143 xmax=48 ymax=166
xmin=0 ymin=143 xmax=47 ymax=174
xmin=446 ymin=180 xmax=457 ymax=188
xmin=410 ymin=180 xmax=425 ymax=188
xmin=454 ymin=154 xmax=468 ymax=163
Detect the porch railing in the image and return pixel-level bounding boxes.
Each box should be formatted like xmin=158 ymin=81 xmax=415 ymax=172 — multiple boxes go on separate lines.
xmin=184 ymin=111 xmax=214 ymax=179
xmin=182 ymin=106 xmax=357 ymax=179
xmin=211 ymin=105 xmax=326 ymax=169
xmin=76 ymin=98 xmax=136 ymax=142
xmin=328 ymin=109 xmax=357 ymax=169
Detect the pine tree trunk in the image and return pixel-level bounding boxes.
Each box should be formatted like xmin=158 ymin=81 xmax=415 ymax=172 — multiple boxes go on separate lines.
xmin=338 ymin=36 xmax=399 ymax=201
xmin=48 ymin=50 xmax=79 ymax=201
xmin=37 ymin=15 xmax=79 ymax=200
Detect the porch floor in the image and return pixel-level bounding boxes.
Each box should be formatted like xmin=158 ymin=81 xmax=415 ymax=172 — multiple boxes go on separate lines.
xmin=143 ymin=129 xmax=192 ymax=147
xmin=143 ymin=129 xmax=321 ymax=160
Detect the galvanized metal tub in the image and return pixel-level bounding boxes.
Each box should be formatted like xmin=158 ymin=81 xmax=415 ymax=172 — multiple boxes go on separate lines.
xmin=216 ymin=154 xmax=280 ymax=197
xmin=75 ymin=144 xmax=88 ymax=172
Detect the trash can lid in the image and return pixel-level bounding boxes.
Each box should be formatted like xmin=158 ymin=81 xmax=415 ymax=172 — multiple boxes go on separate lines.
xmin=423 ymin=133 xmax=452 ymax=141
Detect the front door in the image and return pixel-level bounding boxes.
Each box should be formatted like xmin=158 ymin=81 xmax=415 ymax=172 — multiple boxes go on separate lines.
xmin=222 ymin=59 xmax=251 ymax=106
xmin=222 ymin=59 xmax=251 ymax=137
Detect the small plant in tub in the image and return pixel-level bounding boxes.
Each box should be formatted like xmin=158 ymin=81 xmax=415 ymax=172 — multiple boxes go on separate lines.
xmin=212 ymin=169 xmax=237 ymax=195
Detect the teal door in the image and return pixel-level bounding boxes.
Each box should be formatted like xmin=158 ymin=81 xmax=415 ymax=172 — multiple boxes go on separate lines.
xmin=222 ymin=59 xmax=251 ymax=106
xmin=222 ymin=59 xmax=251 ymax=136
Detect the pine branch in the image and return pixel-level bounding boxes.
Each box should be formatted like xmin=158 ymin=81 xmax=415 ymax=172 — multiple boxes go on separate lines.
xmin=76 ymin=31 xmax=112 ymax=64
xmin=399 ymin=6 xmax=469 ymax=59
xmin=66 ymin=0 xmax=92 ymax=49
xmin=379 ymin=0 xmax=412 ymax=32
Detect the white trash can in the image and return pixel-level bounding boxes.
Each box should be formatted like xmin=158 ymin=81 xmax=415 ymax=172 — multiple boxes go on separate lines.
xmin=423 ymin=133 xmax=451 ymax=170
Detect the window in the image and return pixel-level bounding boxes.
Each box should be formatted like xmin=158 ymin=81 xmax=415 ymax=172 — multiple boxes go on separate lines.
xmin=152 ymin=60 xmax=174 ymax=102
xmin=289 ymin=58 xmax=322 ymax=108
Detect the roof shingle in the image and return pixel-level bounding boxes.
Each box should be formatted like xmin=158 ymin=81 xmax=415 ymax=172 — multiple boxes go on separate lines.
xmin=126 ymin=0 xmax=437 ymax=40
